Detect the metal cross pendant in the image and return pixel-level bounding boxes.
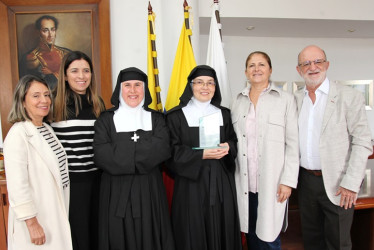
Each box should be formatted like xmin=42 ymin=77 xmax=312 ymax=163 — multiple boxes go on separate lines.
xmin=131 ymin=132 xmax=140 ymax=142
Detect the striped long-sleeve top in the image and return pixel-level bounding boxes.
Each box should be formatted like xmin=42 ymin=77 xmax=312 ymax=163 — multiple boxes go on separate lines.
xmin=51 ymin=95 xmax=98 ymax=173
xmin=37 ymin=124 xmax=70 ymax=188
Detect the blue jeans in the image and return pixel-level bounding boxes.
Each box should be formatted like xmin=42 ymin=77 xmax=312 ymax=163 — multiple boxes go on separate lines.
xmin=245 ymin=192 xmax=281 ymax=250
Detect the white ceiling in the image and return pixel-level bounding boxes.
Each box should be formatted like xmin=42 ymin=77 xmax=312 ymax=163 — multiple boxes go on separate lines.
xmin=199 ymin=17 xmax=374 ymax=38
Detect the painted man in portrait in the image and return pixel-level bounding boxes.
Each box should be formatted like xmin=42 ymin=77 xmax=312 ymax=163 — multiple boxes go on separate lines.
xmin=19 ymin=15 xmax=71 ymax=89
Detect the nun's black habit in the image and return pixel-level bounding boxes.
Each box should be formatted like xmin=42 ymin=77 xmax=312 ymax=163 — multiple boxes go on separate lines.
xmin=93 ymin=67 xmax=174 ymax=250
xmin=166 ymin=65 xmax=242 ymax=250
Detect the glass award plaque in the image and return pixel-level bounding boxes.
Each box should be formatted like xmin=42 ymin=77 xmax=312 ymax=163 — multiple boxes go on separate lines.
xmin=192 ymin=112 xmax=222 ymax=150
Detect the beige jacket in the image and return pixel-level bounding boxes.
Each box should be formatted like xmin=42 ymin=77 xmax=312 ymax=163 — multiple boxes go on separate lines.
xmin=295 ymin=81 xmax=372 ymax=205
xmin=231 ymin=83 xmax=299 ymax=242
xmin=4 ymin=121 xmax=72 ymax=250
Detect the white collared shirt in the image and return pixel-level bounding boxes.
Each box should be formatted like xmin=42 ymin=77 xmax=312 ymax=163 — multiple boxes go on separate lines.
xmin=298 ymin=78 xmax=330 ymax=170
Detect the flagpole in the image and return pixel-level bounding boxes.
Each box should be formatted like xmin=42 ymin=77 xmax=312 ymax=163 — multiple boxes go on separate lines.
xmin=183 ymin=0 xmax=192 ymax=44
xmin=148 ymin=2 xmax=162 ymax=112
xmin=207 ymin=0 xmax=232 ymax=108
xmin=213 ymin=0 xmax=222 ymax=41
xmin=164 ymin=0 xmax=196 ymax=111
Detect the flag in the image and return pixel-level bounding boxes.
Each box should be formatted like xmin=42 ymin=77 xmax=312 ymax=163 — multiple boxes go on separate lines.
xmin=206 ymin=3 xmax=232 ymax=108
xmin=163 ymin=3 xmax=196 ymax=212
xmin=147 ymin=6 xmax=163 ymax=111
xmin=164 ymin=6 xmax=196 ymax=111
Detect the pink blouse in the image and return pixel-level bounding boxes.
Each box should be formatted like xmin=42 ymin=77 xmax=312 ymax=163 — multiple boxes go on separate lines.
xmin=246 ymin=102 xmax=258 ymax=193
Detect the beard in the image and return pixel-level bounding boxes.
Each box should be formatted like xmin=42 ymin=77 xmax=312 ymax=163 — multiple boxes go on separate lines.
xmin=301 ymin=70 xmax=326 ymax=87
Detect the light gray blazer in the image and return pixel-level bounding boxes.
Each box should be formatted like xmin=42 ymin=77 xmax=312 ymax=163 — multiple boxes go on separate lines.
xmin=232 ymin=83 xmax=299 ymax=241
xmin=295 ymin=81 xmax=373 ymax=205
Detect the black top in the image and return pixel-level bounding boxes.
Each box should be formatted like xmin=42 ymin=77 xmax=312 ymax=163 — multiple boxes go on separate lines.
xmin=93 ymin=111 xmax=175 ymax=250
xmin=92 ymin=67 xmax=175 ymax=249
xmin=165 ymin=65 xmax=242 ymax=250
xmin=166 ymin=108 xmax=242 ymax=250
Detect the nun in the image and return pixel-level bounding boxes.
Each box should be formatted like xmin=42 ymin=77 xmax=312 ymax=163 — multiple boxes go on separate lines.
xmin=166 ymin=65 xmax=242 ymax=250
xmin=93 ymin=67 xmax=175 ymax=250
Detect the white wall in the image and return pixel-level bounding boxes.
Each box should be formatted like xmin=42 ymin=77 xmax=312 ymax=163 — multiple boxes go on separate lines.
xmin=199 ymin=34 xmax=374 ymax=136
xmin=2 ymin=0 xmax=374 ymax=140
xmin=108 ymin=0 xmax=374 ymax=137
xmin=198 ymin=0 xmax=374 ymax=20
xmin=199 ymin=35 xmax=374 ymax=94
xmin=109 ymin=0 xmax=201 ymax=104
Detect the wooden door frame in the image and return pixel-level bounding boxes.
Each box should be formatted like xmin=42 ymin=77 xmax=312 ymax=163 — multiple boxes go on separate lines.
xmin=0 ymin=0 xmax=112 ymax=140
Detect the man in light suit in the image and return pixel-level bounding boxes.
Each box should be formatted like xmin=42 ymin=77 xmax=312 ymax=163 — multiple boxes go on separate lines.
xmin=295 ymin=45 xmax=372 ymax=250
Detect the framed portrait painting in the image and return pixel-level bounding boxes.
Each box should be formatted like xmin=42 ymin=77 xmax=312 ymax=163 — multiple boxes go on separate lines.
xmin=16 ymin=12 xmax=93 ymax=89
xmin=15 ymin=10 xmax=93 ymax=89
xmin=0 ymin=0 xmax=112 ymax=140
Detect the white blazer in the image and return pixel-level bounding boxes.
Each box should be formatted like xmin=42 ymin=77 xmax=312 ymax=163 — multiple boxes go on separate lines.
xmin=295 ymin=81 xmax=373 ymax=205
xmin=231 ymin=84 xmax=299 ymax=242
xmin=4 ymin=121 xmax=72 ymax=250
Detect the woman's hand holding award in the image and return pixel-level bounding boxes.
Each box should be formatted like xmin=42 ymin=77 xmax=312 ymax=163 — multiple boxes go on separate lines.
xmin=192 ymin=112 xmax=229 ymax=159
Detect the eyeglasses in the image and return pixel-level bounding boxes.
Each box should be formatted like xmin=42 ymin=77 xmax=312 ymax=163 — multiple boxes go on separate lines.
xmin=298 ymin=59 xmax=326 ymax=68
xmin=192 ymin=80 xmax=216 ymax=87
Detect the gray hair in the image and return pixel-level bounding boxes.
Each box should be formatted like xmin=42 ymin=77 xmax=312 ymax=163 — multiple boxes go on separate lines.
xmin=8 ymin=75 xmax=53 ymax=124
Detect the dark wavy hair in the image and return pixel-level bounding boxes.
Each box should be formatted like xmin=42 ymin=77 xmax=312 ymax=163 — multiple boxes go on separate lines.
xmin=35 ymin=15 xmax=58 ymax=30
xmin=53 ymin=51 xmax=105 ymax=122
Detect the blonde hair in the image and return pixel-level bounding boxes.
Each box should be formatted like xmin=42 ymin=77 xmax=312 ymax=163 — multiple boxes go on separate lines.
xmin=8 ymin=75 xmax=53 ymax=124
